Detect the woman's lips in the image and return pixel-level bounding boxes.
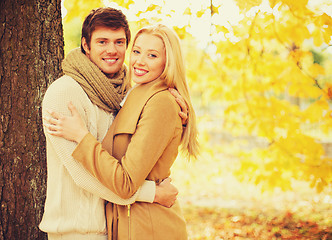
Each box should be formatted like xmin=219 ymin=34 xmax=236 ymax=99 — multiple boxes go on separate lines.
xmin=134 ymin=68 xmax=148 ymax=76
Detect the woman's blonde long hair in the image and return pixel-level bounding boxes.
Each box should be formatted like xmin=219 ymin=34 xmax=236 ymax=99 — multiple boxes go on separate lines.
xmin=131 ymin=24 xmax=199 ymax=159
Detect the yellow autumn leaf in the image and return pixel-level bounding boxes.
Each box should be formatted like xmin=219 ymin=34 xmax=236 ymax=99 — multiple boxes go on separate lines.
xmin=119 ymin=0 xmax=135 ymax=9
xmin=322 ymin=26 xmax=332 ymax=44
xmin=146 ymin=4 xmax=161 ymax=13
xmin=211 ymin=4 xmax=219 ymax=15
xmin=304 ymin=99 xmax=329 ymax=122
xmin=312 ymin=28 xmax=324 ymax=47
xmin=216 ymin=25 xmax=229 ymax=34
xmin=314 ymin=13 xmax=332 ymax=27
xmin=64 ymin=0 xmax=104 ymax=22
xmin=234 ymin=0 xmax=263 ymax=11
xmin=269 ymin=0 xmax=282 ymax=8
xmin=308 ymin=63 xmax=325 ymax=78
xmin=281 ymin=0 xmax=308 ymax=9
xmin=183 ymin=7 xmax=191 ymax=15
xmin=173 ymin=26 xmax=187 ymax=39
xmin=196 ymin=9 xmax=206 ymax=18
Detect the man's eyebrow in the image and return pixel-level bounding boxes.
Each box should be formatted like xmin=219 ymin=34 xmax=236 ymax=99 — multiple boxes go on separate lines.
xmin=94 ymin=37 xmax=126 ymax=41
xmin=95 ymin=37 xmax=108 ymax=41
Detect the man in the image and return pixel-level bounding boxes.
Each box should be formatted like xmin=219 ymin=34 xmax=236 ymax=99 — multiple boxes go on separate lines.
xmin=40 ymin=7 xmax=186 ymax=239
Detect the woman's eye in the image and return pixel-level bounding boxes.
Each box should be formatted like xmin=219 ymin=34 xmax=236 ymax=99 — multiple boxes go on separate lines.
xmin=149 ymin=54 xmax=157 ymax=58
xmin=133 ymin=50 xmax=140 ymax=54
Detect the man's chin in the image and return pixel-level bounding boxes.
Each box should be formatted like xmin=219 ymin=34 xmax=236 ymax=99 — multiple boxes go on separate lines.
xmin=103 ymin=68 xmax=122 ymax=78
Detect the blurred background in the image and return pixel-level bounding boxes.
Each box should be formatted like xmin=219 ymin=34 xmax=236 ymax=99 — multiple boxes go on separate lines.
xmin=62 ymin=0 xmax=331 ymax=239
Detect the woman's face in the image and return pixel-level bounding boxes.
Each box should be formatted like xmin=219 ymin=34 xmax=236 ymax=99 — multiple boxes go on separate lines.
xmin=130 ymin=33 xmax=166 ymax=84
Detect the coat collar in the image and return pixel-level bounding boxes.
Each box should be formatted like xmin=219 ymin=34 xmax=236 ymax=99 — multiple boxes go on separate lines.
xmin=114 ymin=79 xmax=168 ymax=135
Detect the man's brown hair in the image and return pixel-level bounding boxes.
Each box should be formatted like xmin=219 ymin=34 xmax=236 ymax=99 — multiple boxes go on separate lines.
xmin=81 ymin=7 xmax=131 ymax=54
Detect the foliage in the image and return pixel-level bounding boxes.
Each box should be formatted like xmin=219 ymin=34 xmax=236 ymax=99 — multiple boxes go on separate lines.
xmin=62 ymin=0 xmax=332 ymax=192
xmin=219 ymin=0 xmax=332 ymax=193
xmin=183 ymin=205 xmax=331 ymax=239
xmin=62 ymin=0 xmax=103 ymax=53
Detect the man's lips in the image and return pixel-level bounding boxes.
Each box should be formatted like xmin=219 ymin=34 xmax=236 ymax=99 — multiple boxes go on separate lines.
xmin=103 ymin=58 xmax=117 ymax=64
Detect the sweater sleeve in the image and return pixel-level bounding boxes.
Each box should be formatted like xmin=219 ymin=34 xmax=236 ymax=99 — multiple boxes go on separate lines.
xmin=72 ymin=91 xmax=182 ymax=199
xmin=42 ymin=78 xmax=155 ymax=204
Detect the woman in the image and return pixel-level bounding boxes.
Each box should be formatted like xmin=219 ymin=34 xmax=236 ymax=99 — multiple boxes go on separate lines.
xmin=44 ymin=24 xmax=199 ymax=240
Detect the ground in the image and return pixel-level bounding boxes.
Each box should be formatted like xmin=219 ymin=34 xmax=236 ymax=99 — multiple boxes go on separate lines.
xmin=182 ymin=202 xmax=331 ymax=239
xmin=172 ymin=156 xmax=331 ymax=240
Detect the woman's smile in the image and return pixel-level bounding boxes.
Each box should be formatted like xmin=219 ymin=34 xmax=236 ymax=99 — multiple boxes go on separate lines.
xmin=130 ymin=33 xmax=166 ymax=84
xmin=134 ymin=67 xmax=148 ymax=76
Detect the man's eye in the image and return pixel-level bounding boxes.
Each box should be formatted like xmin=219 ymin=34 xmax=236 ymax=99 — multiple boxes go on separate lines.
xmin=117 ymin=41 xmax=125 ymax=45
xmin=98 ymin=41 xmax=105 ymax=44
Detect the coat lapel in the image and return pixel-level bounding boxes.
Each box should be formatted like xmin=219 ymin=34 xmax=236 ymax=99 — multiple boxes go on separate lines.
xmin=114 ymin=79 xmax=168 ymax=135
xmin=101 ymin=79 xmax=168 ymax=154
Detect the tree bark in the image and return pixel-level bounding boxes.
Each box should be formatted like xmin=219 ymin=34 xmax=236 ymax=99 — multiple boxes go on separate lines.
xmin=0 ymin=0 xmax=64 ymax=239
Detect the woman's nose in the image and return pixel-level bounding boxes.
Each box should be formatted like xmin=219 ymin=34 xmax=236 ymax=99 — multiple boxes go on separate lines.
xmin=136 ymin=55 xmax=145 ymax=65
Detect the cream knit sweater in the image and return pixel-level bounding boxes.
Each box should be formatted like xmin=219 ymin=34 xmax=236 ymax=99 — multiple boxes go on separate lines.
xmin=39 ymin=76 xmax=155 ymax=238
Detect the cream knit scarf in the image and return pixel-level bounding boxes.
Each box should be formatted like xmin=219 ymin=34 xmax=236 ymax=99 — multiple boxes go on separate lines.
xmin=62 ymin=48 xmax=127 ymax=113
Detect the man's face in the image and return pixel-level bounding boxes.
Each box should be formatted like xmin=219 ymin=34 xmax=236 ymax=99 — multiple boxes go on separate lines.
xmin=82 ymin=27 xmax=126 ymax=78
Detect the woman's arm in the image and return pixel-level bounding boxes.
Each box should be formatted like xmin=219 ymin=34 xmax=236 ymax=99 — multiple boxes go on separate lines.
xmin=72 ymin=92 xmax=182 ymax=198
xmin=44 ymin=92 xmax=181 ymax=200
xmin=42 ymin=82 xmax=155 ymax=205
xmin=44 ymin=99 xmax=179 ymax=206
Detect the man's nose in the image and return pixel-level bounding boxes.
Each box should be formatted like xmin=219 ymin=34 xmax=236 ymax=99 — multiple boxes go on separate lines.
xmin=106 ymin=43 xmax=117 ymax=54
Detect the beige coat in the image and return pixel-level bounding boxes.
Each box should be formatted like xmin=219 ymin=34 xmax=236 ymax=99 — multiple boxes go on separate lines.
xmin=72 ymin=79 xmax=188 ymax=240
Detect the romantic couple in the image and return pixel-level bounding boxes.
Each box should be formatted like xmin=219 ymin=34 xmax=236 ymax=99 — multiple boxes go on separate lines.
xmin=39 ymin=7 xmax=198 ymax=240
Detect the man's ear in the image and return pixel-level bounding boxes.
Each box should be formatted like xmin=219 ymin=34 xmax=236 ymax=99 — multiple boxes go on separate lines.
xmin=82 ymin=37 xmax=90 ymax=55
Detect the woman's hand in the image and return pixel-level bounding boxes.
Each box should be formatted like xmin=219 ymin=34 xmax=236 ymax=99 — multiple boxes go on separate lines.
xmin=168 ymin=88 xmax=188 ymax=126
xmin=43 ymin=102 xmax=89 ymax=143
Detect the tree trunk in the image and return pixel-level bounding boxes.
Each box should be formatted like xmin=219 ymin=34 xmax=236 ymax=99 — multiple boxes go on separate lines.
xmin=0 ymin=0 xmax=64 ymax=239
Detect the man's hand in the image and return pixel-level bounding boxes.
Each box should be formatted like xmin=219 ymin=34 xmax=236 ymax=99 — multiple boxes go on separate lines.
xmin=154 ymin=178 xmax=178 ymax=208
xmin=169 ymin=88 xmax=188 ymax=126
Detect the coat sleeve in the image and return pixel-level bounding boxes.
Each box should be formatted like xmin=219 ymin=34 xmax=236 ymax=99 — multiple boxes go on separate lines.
xmin=43 ymin=78 xmax=155 ymax=204
xmin=72 ymin=92 xmax=182 ymax=199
